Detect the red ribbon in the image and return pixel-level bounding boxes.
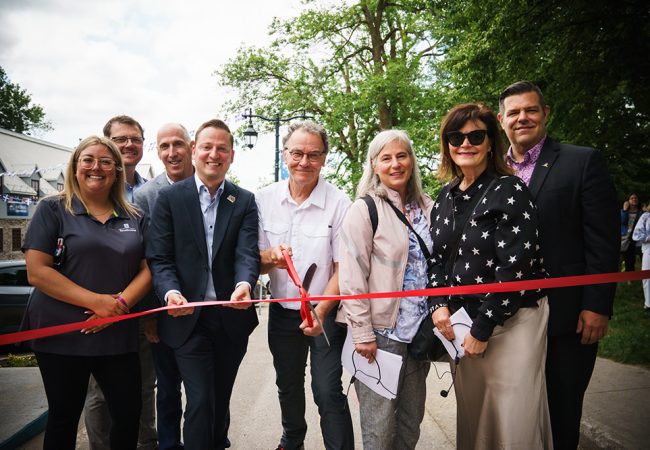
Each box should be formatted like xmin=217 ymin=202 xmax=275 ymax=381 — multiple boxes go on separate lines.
xmin=281 ymin=249 xmax=313 ymax=327
xmin=1 ymin=269 xmax=648 ymax=347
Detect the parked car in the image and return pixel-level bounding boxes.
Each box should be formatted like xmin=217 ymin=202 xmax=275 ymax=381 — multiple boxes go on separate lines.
xmin=0 ymin=260 xmax=33 ymax=338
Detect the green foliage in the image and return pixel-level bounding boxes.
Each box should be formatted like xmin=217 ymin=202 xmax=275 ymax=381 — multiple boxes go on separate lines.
xmin=598 ymin=279 xmax=650 ymax=368
xmin=0 ymin=353 xmax=38 ymax=367
xmin=216 ymin=0 xmax=445 ymax=196
xmin=0 ymin=66 xmax=52 ymax=135
xmin=435 ymin=0 xmax=650 ymax=201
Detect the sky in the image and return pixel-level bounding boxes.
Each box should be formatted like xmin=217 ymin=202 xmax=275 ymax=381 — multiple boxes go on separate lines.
xmin=0 ymin=0 xmax=306 ymax=190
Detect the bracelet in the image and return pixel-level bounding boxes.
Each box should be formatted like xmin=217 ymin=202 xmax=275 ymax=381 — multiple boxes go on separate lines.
xmin=116 ymin=294 xmax=129 ymax=310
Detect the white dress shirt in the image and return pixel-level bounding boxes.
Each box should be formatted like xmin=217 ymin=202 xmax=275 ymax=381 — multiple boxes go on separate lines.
xmin=256 ymin=177 xmax=351 ymax=310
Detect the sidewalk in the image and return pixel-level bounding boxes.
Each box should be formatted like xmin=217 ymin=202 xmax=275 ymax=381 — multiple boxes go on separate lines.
xmin=1 ymin=309 xmax=648 ymax=448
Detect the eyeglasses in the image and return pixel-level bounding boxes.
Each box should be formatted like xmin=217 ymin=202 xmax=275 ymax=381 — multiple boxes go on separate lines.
xmin=446 ymin=130 xmax=488 ymax=147
xmin=77 ymin=156 xmax=118 ymax=170
xmin=286 ymin=149 xmax=326 ymax=163
xmin=111 ymin=136 xmax=144 ymax=145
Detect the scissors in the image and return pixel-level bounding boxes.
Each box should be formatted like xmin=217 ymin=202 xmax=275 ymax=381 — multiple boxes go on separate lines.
xmin=281 ymin=250 xmax=331 ymax=346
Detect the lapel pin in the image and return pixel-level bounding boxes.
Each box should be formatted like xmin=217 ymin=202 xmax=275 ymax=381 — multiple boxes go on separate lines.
xmin=542 ymin=162 xmax=549 ymax=167
xmin=227 ymin=195 xmax=236 ymax=203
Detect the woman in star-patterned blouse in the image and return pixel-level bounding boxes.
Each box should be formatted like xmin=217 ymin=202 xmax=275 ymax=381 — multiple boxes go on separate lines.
xmin=429 ymin=103 xmax=552 ymax=449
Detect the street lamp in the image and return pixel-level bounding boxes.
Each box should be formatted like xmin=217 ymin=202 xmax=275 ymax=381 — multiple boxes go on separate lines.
xmin=242 ymin=108 xmax=313 ymax=182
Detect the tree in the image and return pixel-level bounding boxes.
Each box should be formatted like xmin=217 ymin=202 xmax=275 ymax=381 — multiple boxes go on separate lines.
xmin=434 ymin=0 xmax=650 ymax=200
xmin=217 ymin=0 xmax=445 ymax=195
xmin=0 ymin=66 xmax=52 ymax=135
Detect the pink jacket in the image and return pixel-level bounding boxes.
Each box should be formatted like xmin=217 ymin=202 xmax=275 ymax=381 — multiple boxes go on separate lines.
xmin=336 ymin=187 xmax=434 ymax=344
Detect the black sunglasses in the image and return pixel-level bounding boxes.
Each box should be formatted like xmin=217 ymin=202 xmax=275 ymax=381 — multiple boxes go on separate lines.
xmin=446 ymin=129 xmax=488 ymax=147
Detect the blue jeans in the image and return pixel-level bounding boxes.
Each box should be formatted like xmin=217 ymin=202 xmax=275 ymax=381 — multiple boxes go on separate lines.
xmin=268 ymin=302 xmax=354 ymax=450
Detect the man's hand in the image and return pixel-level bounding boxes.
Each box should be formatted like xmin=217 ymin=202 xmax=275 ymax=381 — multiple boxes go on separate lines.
xmin=355 ymin=341 xmax=378 ymax=363
xmin=576 ymin=310 xmax=609 ymax=344
xmin=269 ymin=244 xmax=292 ymax=269
xmin=225 ymin=284 xmax=252 ymax=310
xmin=299 ymin=307 xmax=325 ymax=337
xmin=167 ymin=292 xmax=194 ymax=317
xmin=143 ymin=317 xmax=160 ymax=343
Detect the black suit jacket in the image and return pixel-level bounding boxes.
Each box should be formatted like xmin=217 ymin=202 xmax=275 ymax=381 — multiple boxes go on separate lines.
xmin=146 ymin=176 xmax=260 ymax=348
xmin=528 ymin=137 xmax=618 ymax=335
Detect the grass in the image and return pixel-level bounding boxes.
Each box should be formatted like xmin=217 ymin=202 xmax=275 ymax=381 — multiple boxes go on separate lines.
xmin=0 ymin=353 xmax=38 ymax=367
xmin=598 ymin=278 xmax=650 ymax=368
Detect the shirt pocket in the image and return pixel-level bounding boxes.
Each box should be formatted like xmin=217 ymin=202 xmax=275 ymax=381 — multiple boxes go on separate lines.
xmin=263 ymin=221 xmax=290 ymax=246
xmin=300 ymin=223 xmax=330 ymax=240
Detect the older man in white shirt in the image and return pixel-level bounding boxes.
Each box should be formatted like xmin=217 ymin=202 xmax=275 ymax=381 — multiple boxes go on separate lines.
xmin=256 ymin=121 xmax=354 ymax=450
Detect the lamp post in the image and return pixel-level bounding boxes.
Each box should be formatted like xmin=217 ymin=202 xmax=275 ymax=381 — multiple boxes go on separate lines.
xmin=242 ymin=108 xmax=313 ymax=182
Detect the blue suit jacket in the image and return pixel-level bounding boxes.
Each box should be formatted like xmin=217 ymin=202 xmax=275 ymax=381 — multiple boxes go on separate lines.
xmin=146 ymin=176 xmax=259 ymax=348
xmin=528 ymin=137 xmax=619 ymax=336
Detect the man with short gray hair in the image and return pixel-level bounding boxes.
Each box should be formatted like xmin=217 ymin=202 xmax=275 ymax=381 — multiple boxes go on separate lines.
xmin=257 ymin=121 xmax=354 ymax=450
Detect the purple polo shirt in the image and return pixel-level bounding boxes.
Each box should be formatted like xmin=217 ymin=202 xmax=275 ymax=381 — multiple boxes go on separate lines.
xmin=506 ymin=135 xmax=547 ymax=186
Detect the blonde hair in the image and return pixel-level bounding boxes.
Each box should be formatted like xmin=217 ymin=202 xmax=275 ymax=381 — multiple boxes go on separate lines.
xmin=356 ymin=129 xmax=426 ymax=204
xmin=60 ymin=136 xmax=139 ymax=217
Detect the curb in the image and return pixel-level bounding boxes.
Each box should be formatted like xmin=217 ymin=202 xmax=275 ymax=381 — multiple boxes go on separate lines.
xmin=580 ymin=418 xmax=624 ymax=450
xmin=0 ymin=410 xmax=47 ymax=450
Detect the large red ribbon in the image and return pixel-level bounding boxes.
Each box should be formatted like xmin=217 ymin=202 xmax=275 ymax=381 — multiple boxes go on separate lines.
xmin=1 ymin=269 xmax=648 ymax=347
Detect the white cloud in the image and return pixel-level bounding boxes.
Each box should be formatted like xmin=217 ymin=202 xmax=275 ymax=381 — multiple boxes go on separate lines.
xmin=0 ymin=0 xmax=302 ymax=190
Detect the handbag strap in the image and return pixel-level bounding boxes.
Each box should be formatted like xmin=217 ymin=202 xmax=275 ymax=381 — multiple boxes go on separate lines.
xmin=386 ymin=201 xmax=432 ymax=261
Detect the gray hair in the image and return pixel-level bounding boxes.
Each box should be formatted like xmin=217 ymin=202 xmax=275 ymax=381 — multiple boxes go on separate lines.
xmin=356 ymin=129 xmax=426 ymax=203
xmin=282 ymin=120 xmax=329 ymax=153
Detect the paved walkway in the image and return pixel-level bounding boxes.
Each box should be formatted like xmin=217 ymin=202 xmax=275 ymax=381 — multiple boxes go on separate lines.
xmin=1 ymin=305 xmax=648 ymax=449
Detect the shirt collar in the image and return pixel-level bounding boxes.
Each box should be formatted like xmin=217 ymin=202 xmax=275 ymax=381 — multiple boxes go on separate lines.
xmin=71 ymin=195 xmax=126 ymax=219
xmin=506 ymin=134 xmax=547 ymax=166
xmin=282 ymin=176 xmax=326 ymax=209
xmin=194 ymin=173 xmax=225 ymax=199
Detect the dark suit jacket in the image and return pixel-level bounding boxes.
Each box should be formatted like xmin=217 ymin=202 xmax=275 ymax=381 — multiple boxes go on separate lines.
xmin=528 ymin=137 xmax=619 ymax=335
xmin=146 ymin=176 xmax=260 ymax=348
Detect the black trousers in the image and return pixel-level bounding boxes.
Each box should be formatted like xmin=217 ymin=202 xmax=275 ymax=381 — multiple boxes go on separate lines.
xmin=268 ymin=302 xmax=354 ymax=450
xmin=35 ymin=351 xmax=141 ymax=450
xmin=545 ymin=333 xmax=598 ymax=450
xmin=173 ymin=308 xmax=247 ymax=450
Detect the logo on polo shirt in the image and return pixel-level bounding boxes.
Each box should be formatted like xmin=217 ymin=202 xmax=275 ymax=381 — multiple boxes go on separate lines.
xmin=119 ymin=223 xmax=137 ymax=232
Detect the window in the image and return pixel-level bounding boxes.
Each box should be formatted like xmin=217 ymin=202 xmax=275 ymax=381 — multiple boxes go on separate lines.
xmin=12 ymin=228 xmax=21 ymax=251
xmin=57 ymin=183 xmax=63 ymax=191
xmin=0 ymin=264 xmax=29 ymax=286
xmin=31 ymin=179 xmax=39 ymax=192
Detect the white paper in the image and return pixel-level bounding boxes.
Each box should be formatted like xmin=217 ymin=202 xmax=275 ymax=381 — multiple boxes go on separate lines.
xmin=433 ymin=307 xmax=473 ymax=360
xmin=341 ymin=328 xmax=403 ymax=400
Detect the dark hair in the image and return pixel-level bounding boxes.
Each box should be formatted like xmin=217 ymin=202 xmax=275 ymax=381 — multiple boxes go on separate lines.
xmin=498 ymin=81 xmax=547 ymax=114
xmin=194 ymin=119 xmax=234 ymax=147
xmin=282 ymin=120 xmax=329 ymax=154
xmin=102 ymin=115 xmax=144 ymax=138
xmin=437 ymin=103 xmax=513 ymax=181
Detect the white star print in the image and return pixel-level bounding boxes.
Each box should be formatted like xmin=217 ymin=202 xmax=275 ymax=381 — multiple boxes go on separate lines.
xmin=507 ymin=196 xmax=515 ymax=205
xmin=465 ymin=262 xmax=470 ymax=270
xmin=512 ymin=226 xmax=521 ymax=234
xmin=515 ymin=271 xmax=523 ymax=279
xmin=524 ymin=241 xmax=531 ymax=249
xmin=502 ymin=213 xmax=508 ymax=220
xmin=463 ymin=194 xmax=471 ymax=201
xmin=432 ymin=281 xmax=438 ymax=287
xmin=497 ymin=240 xmax=506 ymax=248
xmin=458 ymin=248 xmax=463 ymax=255
xmin=523 ymin=211 xmax=531 ymax=220
xmin=461 ymin=234 xmax=467 ymax=241
xmin=481 ymin=231 xmax=490 ymax=239
xmin=444 ymin=218 xmax=450 ymax=225
xmin=514 ymin=183 xmax=523 ymax=191
xmin=475 ymin=276 xmax=483 ymax=283
xmin=502 ymin=299 xmax=510 ymax=306
xmin=472 ymin=248 xmax=480 ymax=255
xmin=485 ymin=309 xmax=493 ymax=318
xmin=482 ymin=197 xmax=487 ymax=204
xmin=436 ymin=228 xmax=440 ymax=235
xmin=508 ymin=255 xmax=517 ymax=263
xmin=486 ymin=259 xmax=494 ymax=267
xmin=470 ymin=219 xmax=477 ymax=227
xmin=455 ymin=275 xmax=461 ymax=283
xmin=495 ymin=184 xmax=501 ymax=191
xmin=519 ymin=290 xmax=526 ymax=296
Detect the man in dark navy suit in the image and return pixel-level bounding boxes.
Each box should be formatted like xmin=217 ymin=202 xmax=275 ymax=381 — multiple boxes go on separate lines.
xmin=499 ymin=81 xmax=619 ymax=450
xmin=147 ymin=119 xmax=259 ymax=450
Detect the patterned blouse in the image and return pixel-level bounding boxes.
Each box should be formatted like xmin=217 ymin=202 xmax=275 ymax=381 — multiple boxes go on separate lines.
xmin=377 ymin=201 xmax=433 ymax=343
xmin=427 ymin=171 xmax=546 ymax=341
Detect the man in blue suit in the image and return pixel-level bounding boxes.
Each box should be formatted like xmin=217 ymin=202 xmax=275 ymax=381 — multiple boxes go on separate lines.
xmin=147 ymin=119 xmax=259 ymax=450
